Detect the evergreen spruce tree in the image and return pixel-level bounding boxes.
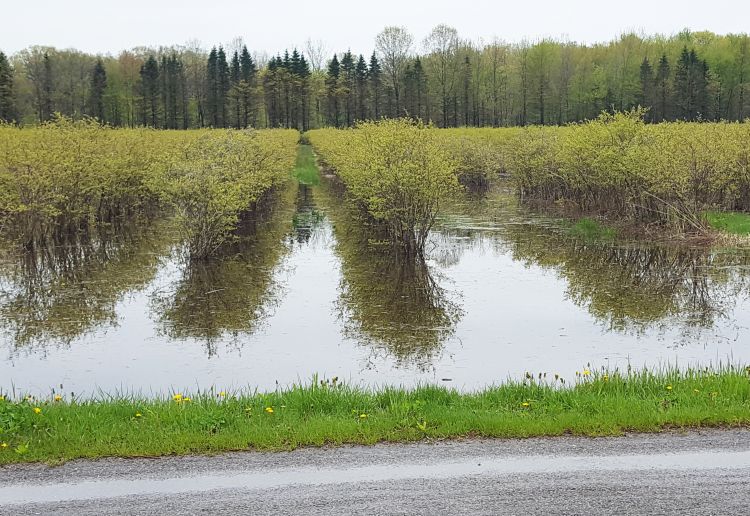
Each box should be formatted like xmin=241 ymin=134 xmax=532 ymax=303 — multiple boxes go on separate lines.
xmin=639 ymin=57 xmax=655 ymax=121
xmin=263 ymin=57 xmax=276 ymax=127
xmin=229 ymin=51 xmax=240 ymax=127
xmin=281 ymin=50 xmax=292 ymax=127
xmin=412 ymin=57 xmax=426 ymax=120
xmin=89 ymin=59 xmax=107 ymax=122
xmin=41 ymin=52 xmax=54 ymax=122
xmin=695 ymin=56 xmax=711 ymax=120
xmin=160 ymin=55 xmax=184 ymax=129
xmin=291 ymin=50 xmax=311 ymax=130
xmin=216 ymin=47 xmax=230 ymax=127
xmin=0 ymin=51 xmax=16 ymax=122
xmin=239 ymin=45 xmax=257 ymax=127
xmin=463 ymin=55 xmax=471 ymax=125
xmin=655 ymin=54 xmax=671 ymax=121
xmin=674 ymin=47 xmax=693 ymax=120
xmin=368 ymin=53 xmax=382 ymax=119
xmin=340 ymin=51 xmax=355 ymax=126
xmin=355 ymin=55 xmax=369 ymax=121
xmin=326 ymin=54 xmax=340 ymax=126
xmin=206 ymin=48 xmax=219 ymax=127
xmin=674 ymin=47 xmax=710 ymax=121
xmin=289 ymin=49 xmax=302 ymax=128
xmin=140 ymin=55 xmax=160 ymax=127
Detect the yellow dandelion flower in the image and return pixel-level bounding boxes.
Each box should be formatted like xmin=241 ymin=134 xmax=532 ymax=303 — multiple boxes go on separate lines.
xmin=0 ymin=395 xmax=5 ymax=401
xmin=666 ymin=385 xmax=673 ymax=391
xmin=173 ymin=394 xmax=183 ymax=402
xmin=583 ymin=369 xmax=591 ymax=376
xmin=219 ymin=391 xmax=226 ymax=397
xmin=265 ymin=407 xmax=274 ymax=414
xmin=521 ymin=402 xmax=530 ymax=407
xmin=135 ymin=413 xmax=142 ymax=418
xmin=603 ymin=375 xmax=609 ymax=382
xmin=359 ymin=414 xmax=368 ymax=419
xmin=54 ymin=395 xmax=63 ymax=402
xmin=183 ymin=397 xmax=191 ymax=402
xmin=693 ymin=389 xmax=700 ymax=393
xmin=0 ymin=443 xmax=7 ymax=449
xmin=33 ymin=407 xmax=42 ymax=414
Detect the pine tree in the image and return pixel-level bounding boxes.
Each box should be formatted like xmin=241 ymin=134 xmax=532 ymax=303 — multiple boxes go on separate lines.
xmin=159 ymin=54 xmax=185 ymax=129
xmin=639 ymin=57 xmax=654 ymax=121
xmin=674 ymin=48 xmax=693 ymax=120
xmin=368 ymin=53 xmax=382 ymax=119
xmin=412 ymin=57 xmax=426 ymax=119
xmin=140 ymin=55 xmax=160 ymax=127
xmin=674 ymin=47 xmax=710 ymax=121
xmin=89 ymin=59 xmax=107 ymax=122
xmin=230 ymin=50 xmax=241 ymax=128
xmin=340 ymin=51 xmax=355 ymax=126
xmin=463 ymin=55 xmax=471 ymax=126
xmin=355 ymin=55 xmax=368 ymax=121
xmin=216 ymin=47 xmax=230 ymax=127
xmin=239 ymin=45 xmax=257 ymax=127
xmin=263 ymin=57 xmax=277 ymax=127
xmin=41 ymin=52 xmax=54 ymax=122
xmin=326 ymin=54 xmax=340 ymax=126
xmin=206 ymin=48 xmax=218 ymax=126
xmin=655 ymin=54 xmax=671 ymax=121
xmin=0 ymin=51 xmax=16 ymax=122
xmin=292 ymin=51 xmax=311 ymax=130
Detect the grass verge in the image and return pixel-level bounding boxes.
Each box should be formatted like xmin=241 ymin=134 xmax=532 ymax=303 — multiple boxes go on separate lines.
xmin=1 ymin=367 xmax=749 ymax=465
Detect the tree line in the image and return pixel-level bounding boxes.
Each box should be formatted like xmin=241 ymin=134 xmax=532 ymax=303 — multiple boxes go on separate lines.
xmin=1 ymin=27 xmax=750 ymax=128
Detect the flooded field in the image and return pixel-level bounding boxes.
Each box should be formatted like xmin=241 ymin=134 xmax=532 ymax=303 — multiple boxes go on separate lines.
xmin=1 ymin=177 xmax=749 ymax=396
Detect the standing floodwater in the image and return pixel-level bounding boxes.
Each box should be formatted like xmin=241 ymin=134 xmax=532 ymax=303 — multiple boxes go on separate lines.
xmin=1 ymin=178 xmax=749 ymax=396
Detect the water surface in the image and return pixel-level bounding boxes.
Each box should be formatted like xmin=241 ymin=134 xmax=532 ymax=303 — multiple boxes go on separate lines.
xmin=1 ymin=179 xmax=749 ymax=396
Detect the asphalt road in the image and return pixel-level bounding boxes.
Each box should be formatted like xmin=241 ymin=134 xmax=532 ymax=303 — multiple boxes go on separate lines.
xmin=2 ymin=429 xmax=749 ymax=515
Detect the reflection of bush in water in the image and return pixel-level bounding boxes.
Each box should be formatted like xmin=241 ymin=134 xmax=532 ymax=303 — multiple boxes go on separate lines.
xmin=291 ymin=184 xmax=325 ymax=245
xmin=0 ymin=224 xmax=172 ymax=349
xmin=319 ymin=179 xmax=462 ymax=368
xmin=152 ymin=184 xmax=296 ymax=354
xmin=506 ymin=226 xmax=749 ymax=331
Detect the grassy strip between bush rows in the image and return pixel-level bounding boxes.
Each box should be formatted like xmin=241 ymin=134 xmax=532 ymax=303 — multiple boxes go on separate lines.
xmin=1 ymin=367 xmax=749 ymax=465
xmin=705 ymin=211 xmax=750 ymax=236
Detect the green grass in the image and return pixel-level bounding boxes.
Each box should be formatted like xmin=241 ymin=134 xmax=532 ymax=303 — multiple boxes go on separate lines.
xmin=568 ymin=218 xmax=617 ymax=241
xmin=1 ymin=367 xmax=749 ymax=465
xmin=705 ymin=211 xmax=750 ymax=236
xmin=293 ymin=144 xmax=320 ymax=185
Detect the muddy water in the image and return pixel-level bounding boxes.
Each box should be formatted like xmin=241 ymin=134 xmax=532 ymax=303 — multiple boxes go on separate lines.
xmin=1 ymin=178 xmax=749 ymax=396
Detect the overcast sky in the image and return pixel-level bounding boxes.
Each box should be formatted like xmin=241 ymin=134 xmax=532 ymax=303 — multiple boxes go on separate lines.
xmin=3 ymin=0 xmax=749 ymax=57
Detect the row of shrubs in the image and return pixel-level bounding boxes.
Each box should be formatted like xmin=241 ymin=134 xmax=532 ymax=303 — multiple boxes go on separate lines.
xmin=308 ymin=119 xmax=458 ymax=256
xmin=0 ymin=117 xmax=298 ymax=257
xmin=443 ymin=111 xmax=750 ymax=230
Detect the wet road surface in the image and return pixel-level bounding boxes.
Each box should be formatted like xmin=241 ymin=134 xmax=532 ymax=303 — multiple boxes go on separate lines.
xmin=2 ymin=429 xmax=749 ymax=514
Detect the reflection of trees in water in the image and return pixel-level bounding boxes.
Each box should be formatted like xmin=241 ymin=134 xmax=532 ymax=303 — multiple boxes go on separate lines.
xmin=435 ymin=186 xmax=750 ymax=333
xmin=151 ymin=183 xmax=297 ymax=355
xmin=317 ymin=178 xmax=463 ymax=369
xmin=291 ymin=183 xmax=326 ymax=246
xmin=0 ymin=224 xmax=173 ymax=349
xmin=504 ymin=225 xmax=750 ymax=332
